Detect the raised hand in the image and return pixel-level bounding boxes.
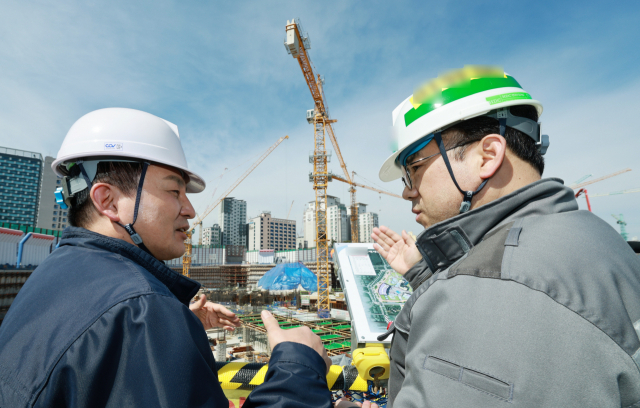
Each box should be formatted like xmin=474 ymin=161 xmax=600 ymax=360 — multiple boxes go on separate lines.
xmin=189 ymin=295 xmax=241 ymax=331
xmin=261 ymin=310 xmax=332 ymax=373
xmin=371 ymin=225 xmax=422 ymax=275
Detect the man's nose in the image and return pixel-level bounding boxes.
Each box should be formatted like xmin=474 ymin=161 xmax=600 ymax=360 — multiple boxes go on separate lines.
xmin=181 ymin=195 xmax=196 ymax=219
xmin=402 ymin=184 xmax=418 ymax=201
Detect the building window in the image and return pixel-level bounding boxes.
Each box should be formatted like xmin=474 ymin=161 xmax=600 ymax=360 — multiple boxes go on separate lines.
xmin=53 ymin=217 xmax=57 ymax=221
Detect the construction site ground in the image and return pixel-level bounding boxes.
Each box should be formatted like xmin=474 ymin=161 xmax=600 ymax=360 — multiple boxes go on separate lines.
xmin=208 ymin=306 xmax=353 ymax=362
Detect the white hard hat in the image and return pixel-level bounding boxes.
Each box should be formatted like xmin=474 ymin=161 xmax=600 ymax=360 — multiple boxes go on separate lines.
xmin=53 ymin=108 xmax=205 ymax=193
xmin=379 ymin=68 xmax=545 ymax=182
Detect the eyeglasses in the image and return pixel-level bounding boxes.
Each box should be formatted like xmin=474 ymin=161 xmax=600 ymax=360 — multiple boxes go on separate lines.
xmin=401 ymin=144 xmax=464 ymax=190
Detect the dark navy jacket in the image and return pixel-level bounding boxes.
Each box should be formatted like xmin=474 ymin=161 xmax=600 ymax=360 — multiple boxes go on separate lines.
xmin=0 ymin=227 xmax=332 ymax=407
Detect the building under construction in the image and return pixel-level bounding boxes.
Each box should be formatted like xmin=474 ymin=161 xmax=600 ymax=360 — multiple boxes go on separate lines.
xmin=171 ymin=262 xmax=338 ymax=291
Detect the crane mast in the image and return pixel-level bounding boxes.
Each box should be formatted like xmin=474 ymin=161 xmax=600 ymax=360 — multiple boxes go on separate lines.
xmin=287 ymin=19 xmax=349 ymax=317
xmin=182 ymin=135 xmax=289 ymax=277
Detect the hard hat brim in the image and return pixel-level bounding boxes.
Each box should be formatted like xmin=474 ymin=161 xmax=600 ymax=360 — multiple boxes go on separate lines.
xmin=52 ymin=154 xmax=206 ymax=194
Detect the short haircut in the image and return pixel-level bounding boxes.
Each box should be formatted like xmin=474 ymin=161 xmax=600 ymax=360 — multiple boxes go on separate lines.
xmin=68 ymin=162 xmax=144 ymax=228
xmin=441 ymin=105 xmax=544 ymax=175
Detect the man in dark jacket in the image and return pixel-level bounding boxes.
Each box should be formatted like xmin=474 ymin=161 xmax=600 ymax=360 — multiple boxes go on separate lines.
xmin=372 ymin=68 xmax=640 ymax=406
xmin=0 ymin=108 xmax=332 ymax=407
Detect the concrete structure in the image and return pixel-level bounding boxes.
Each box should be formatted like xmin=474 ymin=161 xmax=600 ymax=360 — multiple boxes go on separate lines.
xmin=0 ymin=147 xmax=43 ymax=227
xmin=358 ymin=211 xmax=379 ymax=243
xmin=219 ymin=197 xmax=247 ymax=247
xmin=36 ymin=156 xmax=68 ymax=231
xmin=202 ymin=224 xmax=221 ymax=246
xmin=302 ymin=195 xmax=342 ymax=247
xmin=248 ymin=211 xmax=296 ymax=251
xmin=296 ymin=236 xmax=308 ymax=249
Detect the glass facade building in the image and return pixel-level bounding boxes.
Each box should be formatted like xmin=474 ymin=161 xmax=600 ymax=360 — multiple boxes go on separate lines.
xmin=0 ymin=147 xmax=43 ymax=227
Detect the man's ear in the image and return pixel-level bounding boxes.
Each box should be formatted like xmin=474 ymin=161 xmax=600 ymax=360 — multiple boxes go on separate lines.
xmin=477 ymin=134 xmax=506 ymax=179
xmin=90 ymin=183 xmax=122 ymax=223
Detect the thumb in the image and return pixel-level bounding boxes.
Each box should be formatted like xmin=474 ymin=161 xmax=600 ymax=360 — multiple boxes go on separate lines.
xmin=195 ymin=294 xmax=207 ymax=309
xmin=402 ymin=230 xmax=416 ymax=245
xmin=260 ymin=310 xmax=281 ymax=333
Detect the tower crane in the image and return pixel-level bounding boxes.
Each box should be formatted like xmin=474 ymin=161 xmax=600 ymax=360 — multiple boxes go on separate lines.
xmin=285 ymin=20 xmax=404 ymax=316
xmin=612 ymin=214 xmax=629 ymax=241
xmin=572 ymin=168 xmax=632 ymax=211
xmin=182 ymin=135 xmax=289 ymax=277
xmin=285 ymin=18 xmax=351 ymax=317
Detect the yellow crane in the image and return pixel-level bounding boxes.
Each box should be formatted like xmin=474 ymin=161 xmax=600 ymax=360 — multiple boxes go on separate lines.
xmin=182 ymin=135 xmax=289 ymax=277
xmin=285 ymin=19 xmax=405 ymax=315
xmin=285 ymin=19 xmax=355 ymax=317
xmin=331 ymin=172 xmax=403 ymax=243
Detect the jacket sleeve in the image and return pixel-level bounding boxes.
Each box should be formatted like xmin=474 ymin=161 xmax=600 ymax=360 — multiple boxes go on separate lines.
xmin=243 ymin=342 xmax=332 ymax=408
xmin=34 ymin=294 xmax=229 ymax=408
xmin=392 ymin=276 xmax=640 ymax=408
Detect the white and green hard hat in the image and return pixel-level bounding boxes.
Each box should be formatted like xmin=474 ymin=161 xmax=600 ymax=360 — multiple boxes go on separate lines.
xmin=379 ymin=66 xmax=548 ymax=183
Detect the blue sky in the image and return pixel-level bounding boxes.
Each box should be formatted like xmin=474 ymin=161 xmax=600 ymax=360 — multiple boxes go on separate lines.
xmin=1 ymin=0 xmax=639 ymax=239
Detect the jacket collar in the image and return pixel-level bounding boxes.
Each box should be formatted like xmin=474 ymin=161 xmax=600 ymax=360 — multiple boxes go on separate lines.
xmin=59 ymin=227 xmax=200 ymax=305
xmin=415 ymin=178 xmax=578 ymax=272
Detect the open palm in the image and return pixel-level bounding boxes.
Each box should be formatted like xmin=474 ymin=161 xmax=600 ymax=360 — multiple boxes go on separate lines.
xmin=371 ymin=225 xmax=422 ymax=275
xmin=189 ymin=295 xmax=241 ymax=331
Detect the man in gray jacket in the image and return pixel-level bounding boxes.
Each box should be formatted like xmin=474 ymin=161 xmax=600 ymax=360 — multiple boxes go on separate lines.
xmin=372 ymin=67 xmax=640 ymax=407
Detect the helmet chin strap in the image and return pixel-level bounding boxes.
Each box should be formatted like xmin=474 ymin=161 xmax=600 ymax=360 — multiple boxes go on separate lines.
xmin=433 ymin=132 xmax=489 ymax=214
xmin=113 ymin=161 xmax=154 ymax=256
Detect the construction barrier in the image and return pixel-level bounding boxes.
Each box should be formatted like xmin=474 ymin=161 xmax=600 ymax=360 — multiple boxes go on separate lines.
xmin=0 ymin=228 xmax=23 ymax=265
xmin=21 ymin=233 xmax=55 ymax=266
xmin=216 ymin=362 xmax=368 ymax=391
xmin=166 ymin=247 xmax=225 ymax=267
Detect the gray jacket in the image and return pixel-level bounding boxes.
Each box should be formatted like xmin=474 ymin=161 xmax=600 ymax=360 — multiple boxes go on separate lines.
xmin=380 ymin=179 xmax=640 ymax=407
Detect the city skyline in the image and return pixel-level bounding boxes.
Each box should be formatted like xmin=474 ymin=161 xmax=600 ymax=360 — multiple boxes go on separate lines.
xmin=0 ymin=2 xmax=638 ymax=238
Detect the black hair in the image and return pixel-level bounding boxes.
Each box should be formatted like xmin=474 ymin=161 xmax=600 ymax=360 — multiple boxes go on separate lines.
xmin=68 ymin=162 xmax=144 ymax=228
xmin=443 ymin=105 xmax=544 ymax=175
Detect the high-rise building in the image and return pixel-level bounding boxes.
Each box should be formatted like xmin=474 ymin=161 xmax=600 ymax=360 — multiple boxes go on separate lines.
xmin=36 ymin=156 xmax=68 ymax=230
xmin=296 ymin=236 xmax=308 ymax=249
xmin=219 ymin=197 xmax=247 ymax=247
xmin=327 ymin=201 xmax=349 ymax=243
xmin=302 ymin=195 xmax=342 ymax=247
xmin=202 ymin=224 xmax=221 ymax=246
xmin=0 ymin=147 xmax=43 ymax=227
xmin=358 ymin=211 xmax=379 ymax=243
xmin=248 ymin=211 xmax=296 ymax=251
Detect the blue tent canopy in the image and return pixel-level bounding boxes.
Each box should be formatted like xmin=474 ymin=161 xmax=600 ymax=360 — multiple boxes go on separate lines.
xmin=258 ymin=262 xmax=317 ymax=291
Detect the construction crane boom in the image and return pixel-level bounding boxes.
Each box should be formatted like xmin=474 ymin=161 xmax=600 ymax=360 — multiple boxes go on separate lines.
xmin=182 ymin=135 xmax=289 ymax=277
xmin=589 ymin=188 xmax=640 ymax=198
xmin=331 ymin=174 xmax=403 ymax=198
xmin=285 ymin=20 xmax=351 ymax=184
xmin=571 ymin=168 xmax=632 ymax=190
xmin=286 ymin=200 xmax=295 ymax=219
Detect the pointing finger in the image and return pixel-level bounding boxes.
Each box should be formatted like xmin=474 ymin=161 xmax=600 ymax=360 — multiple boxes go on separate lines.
xmin=261 ymin=310 xmax=281 ymax=333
